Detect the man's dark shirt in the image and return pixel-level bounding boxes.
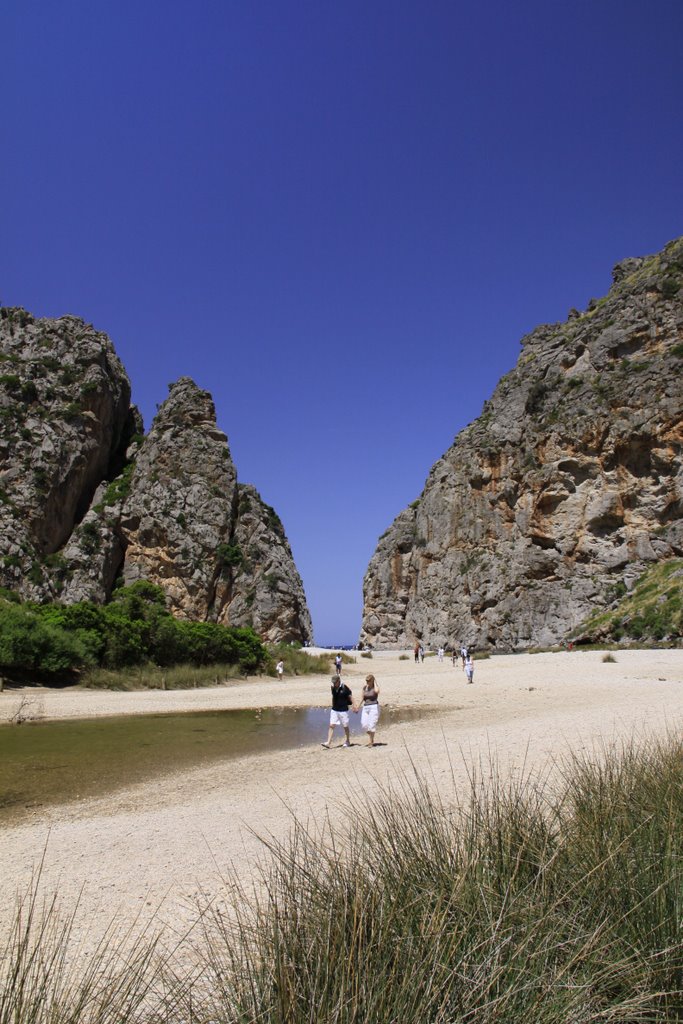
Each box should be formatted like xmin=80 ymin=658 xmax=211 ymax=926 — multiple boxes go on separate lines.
xmin=331 ymin=682 xmax=352 ymax=712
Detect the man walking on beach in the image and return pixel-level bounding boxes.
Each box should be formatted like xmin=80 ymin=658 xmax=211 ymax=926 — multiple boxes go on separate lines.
xmin=322 ymin=674 xmax=354 ymax=748
xmin=465 ymin=653 xmax=474 ymax=684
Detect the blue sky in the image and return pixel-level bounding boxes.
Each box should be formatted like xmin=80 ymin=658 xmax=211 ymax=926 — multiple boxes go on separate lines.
xmin=2 ymin=1 xmax=682 ymax=644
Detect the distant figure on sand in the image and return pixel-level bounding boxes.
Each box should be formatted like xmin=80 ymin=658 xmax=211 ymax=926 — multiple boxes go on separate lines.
xmin=356 ymin=673 xmax=380 ymax=747
xmin=335 ymin=653 xmax=343 ymax=675
xmin=465 ymin=654 xmax=474 ymax=684
xmin=437 ymin=646 xmax=444 ymax=662
xmin=419 ymin=644 xmax=425 ymax=663
xmin=414 ymin=642 xmax=420 ymax=663
xmin=322 ymin=675 xmax=353 ymax=748
xmin=461 ymin=645 xmax=468 ymax=670
xmin=276 ymin=660 xmax=284 ymax=680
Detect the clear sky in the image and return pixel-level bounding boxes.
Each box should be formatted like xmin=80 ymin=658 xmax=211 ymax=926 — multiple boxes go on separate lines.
xmin=2 ymin=1 xmax=682 ymax=644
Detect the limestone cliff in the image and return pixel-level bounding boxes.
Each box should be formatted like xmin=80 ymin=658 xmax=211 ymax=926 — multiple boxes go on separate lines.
xmin=0 ymin=314 xmax=312 ymax=644
xmin=360 ymin=237 xmax=683 ymax=650
xmin=0 ymin=308 xmax=135 ymax=599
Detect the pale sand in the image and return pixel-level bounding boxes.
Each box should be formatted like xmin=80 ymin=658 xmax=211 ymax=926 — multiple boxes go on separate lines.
xmin=1 ymin=649 xmax=681 ymax=953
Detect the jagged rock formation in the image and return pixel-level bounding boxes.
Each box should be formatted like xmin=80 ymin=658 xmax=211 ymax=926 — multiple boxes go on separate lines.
xmin=0 ymin=308 xmax=136 ymax=599
xmin=0 ymin=314 xmax=312 ymax=644
xmin=361 ymin=237 xmax=683 ymax=650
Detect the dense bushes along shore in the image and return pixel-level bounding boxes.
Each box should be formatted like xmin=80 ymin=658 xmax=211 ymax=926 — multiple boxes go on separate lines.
xmin=0 ymin=581 xmax=266 ymax=679
xmin=3 ymin=732 xmax=683 ymax=1021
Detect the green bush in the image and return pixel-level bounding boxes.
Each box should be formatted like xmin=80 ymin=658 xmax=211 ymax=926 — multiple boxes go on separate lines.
xmin=0 ymin=602 xmax=90 ymax=674
xmin=0 ymin=581 xmax=268 ymax=680
xmin=100 ymin=462 xmax=135 ymax=507
xmin=216 ymin=543 xmax=243 ymax=572
xmin=661 ymin=276 xmax=681 ymax=299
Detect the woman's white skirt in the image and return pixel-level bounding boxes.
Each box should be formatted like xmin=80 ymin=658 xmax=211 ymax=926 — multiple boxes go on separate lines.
xmin=361 ymin=704 xmax=379 ymax=733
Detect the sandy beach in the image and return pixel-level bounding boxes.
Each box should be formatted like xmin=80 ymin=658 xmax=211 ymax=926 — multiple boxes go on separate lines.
xmin=1 ymin=648 xmax=682 ymax=953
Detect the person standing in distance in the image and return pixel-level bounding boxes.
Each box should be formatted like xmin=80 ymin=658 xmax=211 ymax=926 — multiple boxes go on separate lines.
xmin=276 ymin=659 xmax=284 ymax=681
xmin=322 ymin=674 xmax=353 ymax=748
xmin=335 ymin=652 xmax=343 ymax=675
xmin=465 ymin=653 xmax=474 ymax=684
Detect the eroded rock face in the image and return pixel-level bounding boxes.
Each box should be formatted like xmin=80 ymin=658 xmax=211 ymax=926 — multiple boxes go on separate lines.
xmin=120 ymin=377 xmax=238 ymax=620
xmin=115 ymin=379 xmax=312 ymax=642
xmin=216 ymin=484 xmax=313 ymax=643
xmin=0 ymin=308 xmax=134 ymax=600
xmin=0 ymin=313 xmax=313 ymax=643
xmin=360 ymin=237 xmax=683 ymax=650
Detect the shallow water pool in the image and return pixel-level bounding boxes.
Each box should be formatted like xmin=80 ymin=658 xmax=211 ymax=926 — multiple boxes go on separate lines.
xmin=0 ymin=704 xmax=431 ymax=823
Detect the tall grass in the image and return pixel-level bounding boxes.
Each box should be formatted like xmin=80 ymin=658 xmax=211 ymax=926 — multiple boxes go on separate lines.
xmin=0 ymin=866 xmax=182 ymax=1024
xmin=82 ymin=662 xmax=247 ymax=690
xmin=266 ymin=644 xmax=332 ymax=676
xmin=4 ymin=734 xmax=683 ymax=1022
xmin=81 ymin=648 xmax=333 ymax=689
xmin=196 ymin=735 xmax=683 ymax=1022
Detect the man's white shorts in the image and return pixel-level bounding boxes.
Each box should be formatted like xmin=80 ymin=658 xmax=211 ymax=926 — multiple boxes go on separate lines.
xmin=361 ymin=704 xmax=379 ymax=732
xmin=330 ymin=710 xmax=349 ymax=727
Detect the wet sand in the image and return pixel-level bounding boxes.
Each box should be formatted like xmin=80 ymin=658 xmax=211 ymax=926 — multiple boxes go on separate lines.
xmin=1 ymin=648 xmax=681 ymax=951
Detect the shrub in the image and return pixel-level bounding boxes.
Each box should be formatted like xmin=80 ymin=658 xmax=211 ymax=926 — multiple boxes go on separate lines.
xmin=79 ymin=520 xmax=101 ymax=553
xmin=101 ymin=462 xmax=135 ymax=506
xmin=0 ymin=601 xmax=90 ymax=674
xmin=60 ymin=402 xmax=82 ymax=421
xmin=0 ymin=582 xmax=267 ymax=680
xmin=602 ymin=652 xmax=617 ymax=662
xmin=216 ymin=543 xmax=243 ymax=571
xmin=661 ymin=276 xmax=681 ymax=299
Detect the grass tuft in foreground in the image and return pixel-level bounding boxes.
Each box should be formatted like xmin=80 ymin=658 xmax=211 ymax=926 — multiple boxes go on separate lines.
xmin=0 ymin=864 xmax=182 ymax=1024
xmin=196 ymin=734 xmax=683 ymax=1022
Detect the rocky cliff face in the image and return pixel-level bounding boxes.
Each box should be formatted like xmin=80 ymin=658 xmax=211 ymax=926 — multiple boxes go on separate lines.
xmin=0 ymin=314 xmax=312 ymax=644
xmin=0 ymin=308 xmax=135 ymax=599
xmin=361 ymin=237 xmax=683 ymax=650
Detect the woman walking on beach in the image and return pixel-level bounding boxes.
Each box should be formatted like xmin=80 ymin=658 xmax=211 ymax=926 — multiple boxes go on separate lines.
xmin=357 ymin=673 xmax=380 ymax=747
xmin=465 ymin=653 xmax=474 ymax=684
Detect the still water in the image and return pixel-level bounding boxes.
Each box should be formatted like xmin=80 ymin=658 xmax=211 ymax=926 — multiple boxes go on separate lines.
xmin=0 ymin=705 xmax=431 ymax=823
